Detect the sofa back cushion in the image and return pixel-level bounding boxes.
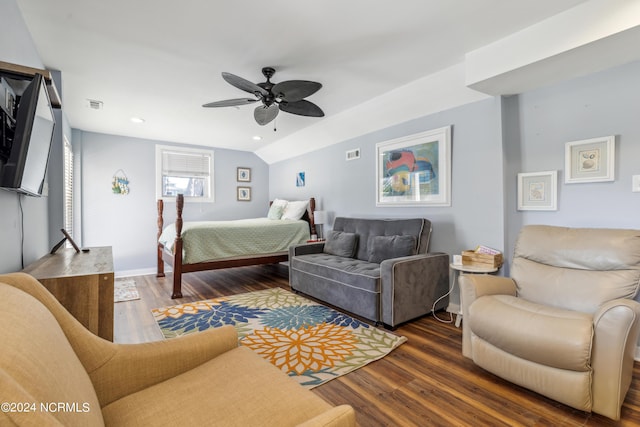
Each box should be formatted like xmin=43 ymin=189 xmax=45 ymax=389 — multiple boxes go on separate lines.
xmin=323 ymin=230 xmax=358 ymax=257
xmin=0 ymin=283 xmax=104 ymax=426
xmin=332 ymin=217 xmax=430 ymax=262
xmin=512 ymin=225 xmax=640 ymax=313
xmin=367 ymin=235 xmax=417 ymax=263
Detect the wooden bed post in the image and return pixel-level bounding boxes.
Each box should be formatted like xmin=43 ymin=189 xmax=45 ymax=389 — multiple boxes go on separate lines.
xmin=156 ymin=199 xmax=165 ymax=277
xmin=172 ymin=194 xmax=184 ymax=298
xmin=309 ymin=197 xmax=317 ymax=237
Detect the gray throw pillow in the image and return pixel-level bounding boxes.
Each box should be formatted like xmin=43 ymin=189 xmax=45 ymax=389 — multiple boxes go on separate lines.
xmin=367 ymin=235 xmax=417 ymax=263
xmin=323 ymin=231 xmax=358 ymax=258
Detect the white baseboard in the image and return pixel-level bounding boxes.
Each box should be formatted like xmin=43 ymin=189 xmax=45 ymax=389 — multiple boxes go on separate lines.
xmin=115 ymin=267 xmax=167 ymax=278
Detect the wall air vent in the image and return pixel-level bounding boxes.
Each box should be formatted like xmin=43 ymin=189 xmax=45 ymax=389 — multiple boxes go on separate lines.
xmin=346 ymin=148 xmax=360 ymax=161
xmin=86 ymin=99 xmax=103 ymax=110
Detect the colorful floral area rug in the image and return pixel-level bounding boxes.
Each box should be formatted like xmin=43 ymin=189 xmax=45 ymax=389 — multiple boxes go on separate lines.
xmin=151 ymin=288 xmax=407 ymax=389
xmin=114 ymin=278 xmax=140 ymax=302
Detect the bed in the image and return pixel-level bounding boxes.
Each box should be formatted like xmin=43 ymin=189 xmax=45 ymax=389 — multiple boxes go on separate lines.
xmin=157 ymin=194 xmax=316 ymax=298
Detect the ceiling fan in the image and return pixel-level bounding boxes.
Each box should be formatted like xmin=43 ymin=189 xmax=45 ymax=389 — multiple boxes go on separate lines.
xmin=203 ymin=67 xmax=324 ymax=126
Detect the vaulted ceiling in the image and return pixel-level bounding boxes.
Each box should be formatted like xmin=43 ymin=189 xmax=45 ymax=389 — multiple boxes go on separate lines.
xmin=17 ymin=1 xmax=638 ymax=164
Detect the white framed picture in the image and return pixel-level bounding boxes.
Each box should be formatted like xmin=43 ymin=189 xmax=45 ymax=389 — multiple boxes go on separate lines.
xmin=517 ymin=170 xmax=557 ymax=211
xmin=375 ymin=126 xmax=451 ymax=207
xmin=565 ymin=136 xmax=615 ymax=183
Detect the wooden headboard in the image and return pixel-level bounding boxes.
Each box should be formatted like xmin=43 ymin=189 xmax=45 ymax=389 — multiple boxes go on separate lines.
xmin=269 ymin=197 xmax=316 ymax=236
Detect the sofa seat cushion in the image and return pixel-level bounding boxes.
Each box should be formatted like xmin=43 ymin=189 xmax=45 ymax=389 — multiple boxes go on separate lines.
xmin=102 ymin=346 xmax=333 ymax=427
xmin=290 ymin=253 xmax=380 ymax=292
xmin=469 ymin=295 xmax=593 ymax=371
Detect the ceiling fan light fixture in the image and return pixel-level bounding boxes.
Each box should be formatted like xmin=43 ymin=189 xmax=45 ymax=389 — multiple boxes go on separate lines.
xmin=204 ymin=67 xmax=324 ymax=126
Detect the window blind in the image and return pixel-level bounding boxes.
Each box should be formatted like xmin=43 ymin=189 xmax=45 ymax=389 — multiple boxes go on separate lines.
xmin=63 ymin=136 xmax=73 ymax=236
xmin=161 ymin=150 xmax=210 ymax=177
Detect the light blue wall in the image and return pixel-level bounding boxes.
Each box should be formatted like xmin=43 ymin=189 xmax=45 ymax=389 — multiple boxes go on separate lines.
xmin=0 ymin=0 xmax=50 ymax=273
xmin=76 ymin=130 xmax=269 ymax=273
xmin=269 ymin=97 xmax=506 ymax=266
xmin=270 ymin=59 xmax=640 ymax=309
xmin=504 ymin=59 xmax=640 ymax=275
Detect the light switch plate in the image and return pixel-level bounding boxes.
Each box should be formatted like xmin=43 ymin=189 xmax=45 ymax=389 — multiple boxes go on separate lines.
xmin=632 ymin=175 xmax=640 ymax=192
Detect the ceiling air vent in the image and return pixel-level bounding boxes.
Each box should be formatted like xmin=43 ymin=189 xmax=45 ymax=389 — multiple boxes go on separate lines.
xmin=346 ymin=148 xmax=360 ymax=161
xmin=86 ymin=99 xmax=103 ymax=110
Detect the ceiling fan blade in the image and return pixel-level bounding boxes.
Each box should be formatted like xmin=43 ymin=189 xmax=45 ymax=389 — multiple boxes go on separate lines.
xmin=254 ymin=104 xmax=279 ymax=125
xmin=222 ymin=72 xmax=268 ymax=97
xmin=202 ymin=98 xmax=258 ymax=108
xmin=279 ymin=100 xmax=324 ymax=117
xmin=272 ymin=80 xmax=322 ymax=102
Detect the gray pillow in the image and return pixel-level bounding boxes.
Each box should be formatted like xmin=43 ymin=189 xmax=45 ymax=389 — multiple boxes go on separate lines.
xmin=323 ymin=231 xmax=358 ymax=258
xmin=367 ymin=235 xmax=417 ymax=263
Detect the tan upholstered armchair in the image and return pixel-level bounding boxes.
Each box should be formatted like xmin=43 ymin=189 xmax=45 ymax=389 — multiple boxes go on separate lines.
xmin=460 ymin=225 xmax=640 ymax=420
xmin=0 ymin=273 xmax=355 ymax=427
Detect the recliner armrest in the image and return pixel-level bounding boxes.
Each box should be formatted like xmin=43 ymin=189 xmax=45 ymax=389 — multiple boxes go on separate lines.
xmin=591 ymin=298 xmax=640 ymax=420
xmin=459 ymin=274 xmax=516 ymax=358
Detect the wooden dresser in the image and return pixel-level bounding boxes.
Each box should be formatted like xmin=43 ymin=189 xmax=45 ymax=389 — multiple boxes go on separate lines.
xmin=23 ymin=246 xmax=114 ymax=341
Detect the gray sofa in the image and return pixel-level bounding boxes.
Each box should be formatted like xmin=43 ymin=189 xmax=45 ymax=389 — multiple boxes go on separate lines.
xmin=289 ymin=217 xmax=449 ymax=328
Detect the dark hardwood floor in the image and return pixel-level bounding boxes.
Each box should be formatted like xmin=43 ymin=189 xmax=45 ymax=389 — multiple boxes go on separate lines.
xmin=114 ymin=265 xmax=640 ymax=426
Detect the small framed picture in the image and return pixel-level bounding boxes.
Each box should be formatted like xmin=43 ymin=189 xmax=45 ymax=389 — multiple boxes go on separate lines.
xmin=517 ymin=170 xmax=557 ymax=211
xmin=237 ymin=167 xmax=251 ymax=182
xmin=237 ymin=186 xmax=251 ymax=201
xmin=296 ymin=172 xmax=305 ymax=187
xmin=565 ymin=136 xmax=615 ymax=183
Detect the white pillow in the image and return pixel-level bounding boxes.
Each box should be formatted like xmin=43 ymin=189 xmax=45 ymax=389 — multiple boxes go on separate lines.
xmin=271 ymin=198 xmax=288 ymax=209
xmin=281 ymin=200 xmax=308 ymax=220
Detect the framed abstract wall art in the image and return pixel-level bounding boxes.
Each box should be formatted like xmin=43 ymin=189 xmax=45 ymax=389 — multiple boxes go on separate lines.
xmin=517 ymin=170 xmax=557 ymax=211
xmin=296 ymin=172 xmax=305 ymax=187
xmin=376 ymin=126 xmax=451 ymax=206
xmin=565 ymin=136 xmax=615 ymax=183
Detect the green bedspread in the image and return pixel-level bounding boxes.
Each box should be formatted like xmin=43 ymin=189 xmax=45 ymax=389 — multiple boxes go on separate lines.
xmin=158 ymin=218 xmax=310 ymax=264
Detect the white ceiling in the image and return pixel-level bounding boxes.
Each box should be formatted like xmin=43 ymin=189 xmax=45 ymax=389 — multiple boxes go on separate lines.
xmin=16 ymin=0 xmax=589 ymax=161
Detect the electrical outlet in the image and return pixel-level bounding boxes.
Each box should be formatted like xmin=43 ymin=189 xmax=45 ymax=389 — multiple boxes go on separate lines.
xmin=632 ymin=175 xmax=640 ymax=193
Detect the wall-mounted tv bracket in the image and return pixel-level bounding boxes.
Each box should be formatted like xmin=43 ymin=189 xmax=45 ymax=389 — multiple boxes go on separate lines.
xmin=0 ymin=61 xmax=61 ymax=109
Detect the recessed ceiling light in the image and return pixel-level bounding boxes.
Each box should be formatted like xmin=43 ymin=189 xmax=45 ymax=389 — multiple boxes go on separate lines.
xmin=252 ymin=135 xmax=262 ymax=141
xmin=130 ymin=117 xmax=145 ymax=123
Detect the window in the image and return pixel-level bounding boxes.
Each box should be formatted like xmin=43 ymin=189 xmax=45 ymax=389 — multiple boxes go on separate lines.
xmin=156 ymin=145 xmax=214 ymax=202
xmin=63 ymin=136 xmax=73 ymax=238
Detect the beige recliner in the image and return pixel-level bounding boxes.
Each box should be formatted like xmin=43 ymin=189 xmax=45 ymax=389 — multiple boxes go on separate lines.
xmin=460 ymin=225 xmax=640 ymax=420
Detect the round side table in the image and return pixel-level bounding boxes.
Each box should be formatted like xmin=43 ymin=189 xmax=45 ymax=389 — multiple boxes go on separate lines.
xmin=449 ymin=263 xmax=499 ymax=327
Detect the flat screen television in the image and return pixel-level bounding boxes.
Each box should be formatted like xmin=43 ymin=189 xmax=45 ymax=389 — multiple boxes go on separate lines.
xmin=0 ymin=73 xmax=55 ymax=196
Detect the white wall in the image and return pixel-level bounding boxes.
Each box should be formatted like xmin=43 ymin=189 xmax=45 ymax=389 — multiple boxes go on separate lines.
xmin=76 ymin=130 xmax=270 ymax=274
